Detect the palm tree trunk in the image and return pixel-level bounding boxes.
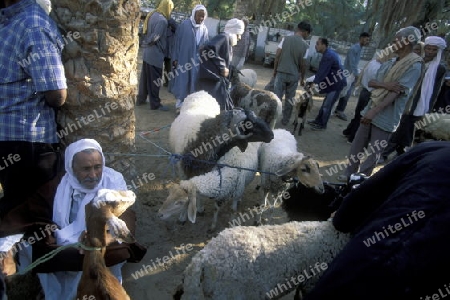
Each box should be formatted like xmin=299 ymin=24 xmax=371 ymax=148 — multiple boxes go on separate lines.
xmin=52 ymin=0 xmax=140 ymax=179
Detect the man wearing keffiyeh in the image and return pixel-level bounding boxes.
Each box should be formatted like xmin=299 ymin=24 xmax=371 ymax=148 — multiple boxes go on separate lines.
xmin=381 ymin=35 xmax=447 ymax=160
xmin=11 ymin=139 xmax=129 ymax=299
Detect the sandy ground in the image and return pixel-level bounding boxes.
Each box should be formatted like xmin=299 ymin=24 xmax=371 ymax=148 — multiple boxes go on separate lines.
xmin=3 ymin=52 xmax=381 ymax=299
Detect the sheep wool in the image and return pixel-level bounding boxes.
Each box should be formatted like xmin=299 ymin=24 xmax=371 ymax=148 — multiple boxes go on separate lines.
xmin=179 ymin=221 xmax=350 ymax=300
xmin=169 ymin=91 xmax=220 ymax=155
xmin=238 ymin=69 xmax=258 ymax=88
xmin=419 ymin=113 xmax=450 ymax=141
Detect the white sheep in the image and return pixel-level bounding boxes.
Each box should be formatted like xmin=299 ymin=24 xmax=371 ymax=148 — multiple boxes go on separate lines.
xmin=176 ymin=220 xmax=350 ymax=300
xmin=258 ymin=129 xmax=324 ymax=221
xmin=230 ymin=67 xmax=282 ymax=130
xmin=415 ymin=113 xmax=450 ymax=141
xmin=169 ymin=91 xmax=220 ymax=156
xmin=158 ymin=142 xmax=261 ymax=232
xmin=238 ymin=69 xmax=258 ymax=88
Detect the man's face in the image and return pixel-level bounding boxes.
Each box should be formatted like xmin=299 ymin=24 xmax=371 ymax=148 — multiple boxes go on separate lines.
xmin=72 ymin=150 xmax=103 ymax=189
xmin=413 ymin=44 xmax=423 ymax=56
xmin=194 ymin=10 xmax=205 ymax=24
xmin=392 ymin=34 xmax=405 ymax=53
xmin=360 ymin=36 xmax=370 ymax=46
xmin=315 ymin=40 xmax=325 ymax=53
xmin=299 ymin=30 xmax=309 ymax=39
xmin=424 ymin=45 xmax=439 ymax=61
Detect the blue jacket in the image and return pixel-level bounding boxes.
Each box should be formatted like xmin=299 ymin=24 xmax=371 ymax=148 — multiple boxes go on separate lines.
xmin=313 ymin=48 xmax=346 ymax=94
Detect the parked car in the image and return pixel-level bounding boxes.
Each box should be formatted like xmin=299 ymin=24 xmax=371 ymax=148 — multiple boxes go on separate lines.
xmin=263 ymin=28 xmax=294 ymax=67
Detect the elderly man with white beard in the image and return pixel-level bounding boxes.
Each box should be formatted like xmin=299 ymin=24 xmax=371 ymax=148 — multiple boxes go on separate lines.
xmin=14 ymin=139 xmax=145 ymax=300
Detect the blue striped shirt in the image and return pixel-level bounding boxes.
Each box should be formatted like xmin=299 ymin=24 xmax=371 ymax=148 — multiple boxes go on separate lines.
xmin=0 ymin=0 xmax=67 ymax=143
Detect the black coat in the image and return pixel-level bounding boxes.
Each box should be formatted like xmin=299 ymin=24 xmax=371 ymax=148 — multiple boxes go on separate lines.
xmin=197 ymin=33 xmax=233 ymax=110
xmin=304 ymin=141 xmax=450 ymax=300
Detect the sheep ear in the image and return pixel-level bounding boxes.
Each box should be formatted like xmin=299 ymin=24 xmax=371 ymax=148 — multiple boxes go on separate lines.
xmin=186 ymin=183 xmax=197 ymax=223
xmin=275 ymin=153 xmax=304 ymax=176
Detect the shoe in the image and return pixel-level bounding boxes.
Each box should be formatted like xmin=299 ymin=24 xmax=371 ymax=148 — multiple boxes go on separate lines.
xmin=335 ymin=111 xmax=348 ymax=121
xmin=151 ymin=105 xmax=169 ymax=111
xmin=342 ymin=129 xmax=350 ymax=137
xmin=337 ymin=175 xmax=348 ymax=182
xmin=307 ymin=119 xmax=318 ymax=126
xmin=346 ymin=139 xmax=352 ymax=144
xmin=310 ymin=123 xmax=325 ymax=131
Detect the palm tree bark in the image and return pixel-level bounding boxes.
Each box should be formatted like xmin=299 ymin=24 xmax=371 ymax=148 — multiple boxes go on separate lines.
xmin=52 ymin=0 xmax=140 ymax=179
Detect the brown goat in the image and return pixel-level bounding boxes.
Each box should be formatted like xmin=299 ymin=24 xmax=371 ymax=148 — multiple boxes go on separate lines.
xmin=76 ymin=189 xmax=135 ymax=300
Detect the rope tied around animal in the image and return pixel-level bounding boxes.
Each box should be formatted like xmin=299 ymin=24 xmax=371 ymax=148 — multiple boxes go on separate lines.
xmin=15 ymin=242 xmax=101 ymax=276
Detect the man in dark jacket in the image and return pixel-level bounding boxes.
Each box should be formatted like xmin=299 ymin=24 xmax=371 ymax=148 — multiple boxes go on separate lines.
xmin=304 ymin=141 xmax=450 ymax=300
xmin=196 ymin=18 xmax=245 ymax=110
xmin=307 ymin=37 xmax=347 ymax=130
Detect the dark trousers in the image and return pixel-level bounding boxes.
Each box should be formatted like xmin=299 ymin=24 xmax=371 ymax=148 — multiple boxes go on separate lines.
xmin=0 ymin=141 xmax=61 ymax=218
xmin=335 ymin=79 xmax=356 ymax=113
xmin=343 ymin=88 xmax=371 ymax=142
xmin=314 ymin=89 xmax=343 ymax=128
xmin=137 ymin=61 xmax=163 ymax=109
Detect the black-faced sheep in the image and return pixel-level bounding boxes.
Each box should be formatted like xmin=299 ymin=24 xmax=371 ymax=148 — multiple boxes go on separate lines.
xmin=230 ymin=67 xmax=282 ymax=130
xmin=169 ymin=91 xmax=274 ymax=179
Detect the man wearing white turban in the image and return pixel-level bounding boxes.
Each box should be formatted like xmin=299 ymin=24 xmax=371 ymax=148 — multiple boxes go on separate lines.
xmin=170 ymin=4 xmax=209 ymax=114
xmin=381 ymin=35 xmax=447 ymax=161
xmin=15 ymin=139 xmax=145 ymax=299
xmin=197 ymin=18 xmax=245 ymax=110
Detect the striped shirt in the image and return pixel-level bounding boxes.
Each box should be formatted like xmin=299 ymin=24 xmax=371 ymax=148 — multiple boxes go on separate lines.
xmin=0 ymin=0 xmax=67 ymax=143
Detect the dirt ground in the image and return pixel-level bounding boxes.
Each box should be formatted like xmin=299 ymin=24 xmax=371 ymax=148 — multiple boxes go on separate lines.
xmin=119 ymin=54 xmax=380 ymax=300
xmin=2 ymin=54 xmax=379 ymax=299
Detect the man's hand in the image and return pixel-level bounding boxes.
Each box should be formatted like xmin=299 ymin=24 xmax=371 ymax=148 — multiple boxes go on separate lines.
xmin=222 ymin=67 xmax=229 ymax=77
xmin=383 ymin=82 xmax=404 ymax=93
xmin=172 ymin=60 xmax=178 ymax=69
xmin=361 ymin=108 xmax=378 ymax=125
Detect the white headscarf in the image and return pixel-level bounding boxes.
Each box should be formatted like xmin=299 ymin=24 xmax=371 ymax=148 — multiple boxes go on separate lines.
xmin=224 ymin=18 xmax=245 ymax=47
xmin=413 ymin=36 xmax=447 ymax=116
xmin=35 ymin=139 xmax=126 ymax=300
xmin=190 ymin=4 xmax=207 ymax=45
xmin=36 ymin=0 xmax=51 ymax=15
xmin=53 ymin=139 xmax=126 ymax=245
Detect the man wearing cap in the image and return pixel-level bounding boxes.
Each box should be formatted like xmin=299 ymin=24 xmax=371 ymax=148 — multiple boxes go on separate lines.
xmin=380 ymin=35 xmax=447 ymax=161
xmin=338 ymin=26 xmax=424 ymax=181
xmin=197 ymin=18 xmax=245 ymax=110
